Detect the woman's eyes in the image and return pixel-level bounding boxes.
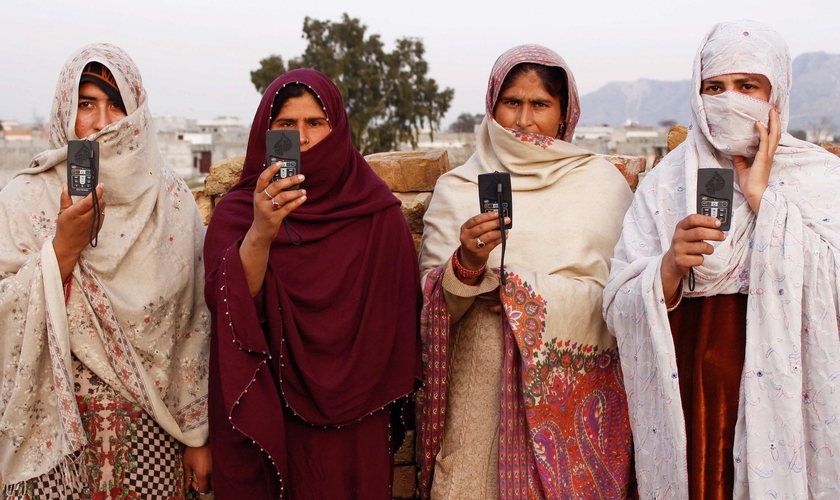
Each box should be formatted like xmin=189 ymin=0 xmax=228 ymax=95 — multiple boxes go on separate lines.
xmin=79 ymin=101 xmax=93 ymax=108
xmin=275 ymin=120 xmax=325 ymax=128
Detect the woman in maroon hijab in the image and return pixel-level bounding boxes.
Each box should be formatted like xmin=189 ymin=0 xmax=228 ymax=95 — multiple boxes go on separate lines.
xmin=204 ymin=69 xmax=421 ymax=499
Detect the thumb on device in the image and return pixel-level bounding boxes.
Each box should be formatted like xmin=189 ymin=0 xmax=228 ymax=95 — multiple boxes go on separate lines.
xmin=59 ymin=183 xmax=73 ymax=216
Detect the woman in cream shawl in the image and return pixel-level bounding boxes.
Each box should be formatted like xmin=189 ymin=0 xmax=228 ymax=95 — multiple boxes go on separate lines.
xmin=418 ymin=44 xmax=635 ymax=499
xmin=604 ymin=21 xmax=840 ymax=499
xmin=0 ymin=44 xmax=210 ymax=498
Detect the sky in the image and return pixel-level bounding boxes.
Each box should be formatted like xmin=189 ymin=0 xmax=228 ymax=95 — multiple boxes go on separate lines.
xmin=2 ymin=0 xmax=839 ymax=128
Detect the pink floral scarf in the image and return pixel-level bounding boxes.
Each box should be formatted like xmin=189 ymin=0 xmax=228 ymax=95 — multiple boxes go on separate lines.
xmin=0 ymin=44 xmax=209 ymax=494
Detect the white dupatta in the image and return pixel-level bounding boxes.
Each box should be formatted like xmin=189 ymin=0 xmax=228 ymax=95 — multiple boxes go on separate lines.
xmin=604 ymin=21 xmax=840 ymax=499
xmin=0 ymin=44 xmax=209 ymax=492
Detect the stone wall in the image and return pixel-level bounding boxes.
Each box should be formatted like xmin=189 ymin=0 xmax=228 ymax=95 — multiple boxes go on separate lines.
xmin=664 ymin=124 xmax=840 ymax=158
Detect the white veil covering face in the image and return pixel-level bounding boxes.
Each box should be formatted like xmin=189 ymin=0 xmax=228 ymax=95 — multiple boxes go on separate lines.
xmin=0 ymin=44 xmax=209 ymax=492
xmin=604 ymin=21 xmax=840 ymax=498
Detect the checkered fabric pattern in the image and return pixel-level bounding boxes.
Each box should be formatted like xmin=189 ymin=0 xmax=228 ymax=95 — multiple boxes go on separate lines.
xmin=25 ymin=466 xmax=84 ymax=500
xmin=124 ymin=411 xmax=182 ymax=496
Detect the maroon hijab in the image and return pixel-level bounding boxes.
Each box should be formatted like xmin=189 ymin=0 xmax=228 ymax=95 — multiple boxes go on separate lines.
xmin=205 ymin=69 xmax=420 ymax=495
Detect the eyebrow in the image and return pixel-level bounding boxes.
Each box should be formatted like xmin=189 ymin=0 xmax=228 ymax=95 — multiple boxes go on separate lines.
xmin=274 ymin=116 xmax=327 ymax=122
xmin=78 ymin=93 xmax=99 ymax=101
xmin=703 ymin=77 xmax=761 ymax=85
xmin=502 ymin=96 xmax=553 ymax=105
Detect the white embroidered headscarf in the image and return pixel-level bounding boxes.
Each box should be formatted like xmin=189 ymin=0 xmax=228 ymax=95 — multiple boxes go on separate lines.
xmin=0 ymin=43 xmax=209 ymax=491
xmin=604 ymin=21 xmax=840 ymax=498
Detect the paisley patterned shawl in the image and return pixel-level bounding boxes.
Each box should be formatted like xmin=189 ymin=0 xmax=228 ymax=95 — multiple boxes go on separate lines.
xmin=418 ymin=45 xmax=635 ymax=499
xmin=603 ymin=20 xmax=840 ymax=499
xmin=0 ymin=44 xmax=210 ymax=492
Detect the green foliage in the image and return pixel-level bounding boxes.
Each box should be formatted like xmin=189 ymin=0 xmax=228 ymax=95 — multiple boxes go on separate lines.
xmin=250 ymin=55 xmax=287 ymax=94
xmin=250 ymin=13 xmax=453 ymax=154
xmin=448 ymin=113 xmax=483 ymax=133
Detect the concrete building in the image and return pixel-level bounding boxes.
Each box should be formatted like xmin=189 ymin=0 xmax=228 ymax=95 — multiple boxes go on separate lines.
xmin=0 ymin=115 xmax=249 ymax=191
xmin=154 ymin=115 xmax=248 ymax=181
xmin=398 ymin=129 xmax=477 ymax=167
xmin=574 ymin=125 xmax=668 ymax=165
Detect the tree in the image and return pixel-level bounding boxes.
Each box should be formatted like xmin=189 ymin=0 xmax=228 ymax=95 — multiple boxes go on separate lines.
xmin=250 ymin=55 xmax=287 ymax=94
xmin=250 ymin=14 xmax=453 ymax=154
xmin=448 ymin=113 xmax=483 ymax=133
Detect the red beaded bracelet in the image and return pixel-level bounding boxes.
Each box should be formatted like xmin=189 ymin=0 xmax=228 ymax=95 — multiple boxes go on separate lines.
xmin=452 ymin=247 xmax=486 ymax=280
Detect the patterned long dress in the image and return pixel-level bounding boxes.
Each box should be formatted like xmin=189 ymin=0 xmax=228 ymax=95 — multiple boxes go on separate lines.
xmin=13 ymin=359 xmax=196 ymax=500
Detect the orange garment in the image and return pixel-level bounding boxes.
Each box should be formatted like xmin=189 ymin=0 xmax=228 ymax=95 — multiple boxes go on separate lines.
xmin=669 ymin=294 xmax=747 ymax=500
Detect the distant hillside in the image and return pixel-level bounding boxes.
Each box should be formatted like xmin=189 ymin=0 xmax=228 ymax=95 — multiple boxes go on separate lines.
xmin=789 ymin=52 xmax=840 ymax=131
xmin=579 ymin=52 xmax=840 ymax=132
xmin=579 ymin=79 xmax=691 ymax=127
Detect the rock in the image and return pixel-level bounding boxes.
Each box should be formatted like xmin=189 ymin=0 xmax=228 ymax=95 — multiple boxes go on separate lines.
xmin=667 ymin=125 xmax=688 ymax=152
xmin=192 ymin=188 xmax=214 ymax=225
xmin=652 ymin=155 xmax=663 ymax=168
xmin=392 ymin=465 xmax=418 ymax=499
xmin=602 ymin=155 xmax=646 ymax=191
xmin=394 ymin=430 xmax=415 ymax=465
xmin=821 ymin=142 xmax=840 ymax=157
xmin=204 ymin=155 xmax=245 ymax=196
xmin=365 ymin=150 xmax=450 ymax=192
xmin=395 ymin=192 xmax=432 ymax=234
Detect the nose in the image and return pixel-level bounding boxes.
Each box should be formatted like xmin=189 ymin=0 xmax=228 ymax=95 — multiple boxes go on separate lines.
xmin=93 ymin=107 xmax=110 ymax=132
xmin=516 ymin=106 xmax=534 ymax=131
xmin=298 ymin=125 xmax=310 ymax=150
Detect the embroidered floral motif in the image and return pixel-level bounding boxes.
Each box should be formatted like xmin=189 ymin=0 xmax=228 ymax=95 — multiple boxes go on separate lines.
xmin=419 ymin=268 xmax=634 ymax=499
xmin=500 ymin=272 xmax=633 ymax=498
xmin=509 ymin=128 xmax=555 ymax=149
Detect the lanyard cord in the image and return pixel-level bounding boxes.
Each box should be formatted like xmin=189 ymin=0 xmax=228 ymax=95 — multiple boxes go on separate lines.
xmin=283 ymin=219 xmax=303 ymax=246
xmin=85 ymin=140 xmax=100 ymax=248
xmin=497 ymin=182 xmax=507 ymax=286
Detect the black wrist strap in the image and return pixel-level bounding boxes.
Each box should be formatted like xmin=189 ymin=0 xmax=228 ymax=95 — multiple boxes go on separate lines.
xmin=85 ymin=140 xmax=100 ymax=248
xmin=497 ymin=182 xmax=507 ymax=286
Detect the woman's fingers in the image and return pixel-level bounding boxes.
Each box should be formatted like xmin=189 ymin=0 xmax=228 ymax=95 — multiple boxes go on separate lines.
xmin=666 ymin=214 xmax=725 ymax=272
xmin=676 ymin=214 xmax=722 ymax=232
xmin=267 ymin=172 xmax=305 ymax=194
xmin=767 ymin=107 xmax=782 ymax=150
xmin=681 ymin=226 xmax=726 ymax=244
xmin=463 ymin=211 xmax=505 ymax=232
xmin=272 ymin=191 xmax=307 ymax=218
xmin=257 ymin=163 xmax=305 ymax=193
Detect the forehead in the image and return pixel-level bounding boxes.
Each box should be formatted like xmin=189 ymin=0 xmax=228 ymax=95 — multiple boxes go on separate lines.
xmin=701 ymin=73 xmax=770 ymax=85
xmin=78 ymin=82 xmax=110 ymax=97
xmin=499 ymin=71 xmax=553 ymax=97
xmin=274 ymin=92 xmax=328 ymax=118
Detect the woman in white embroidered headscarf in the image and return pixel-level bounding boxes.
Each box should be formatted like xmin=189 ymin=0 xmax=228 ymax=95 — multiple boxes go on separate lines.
xmin=0 ymin=44 xmax=211 ymax=498
xmin=418 ymin=44 xmax=635 ymax=499
xmin=604 ymin=20 xmax=840 ymax=499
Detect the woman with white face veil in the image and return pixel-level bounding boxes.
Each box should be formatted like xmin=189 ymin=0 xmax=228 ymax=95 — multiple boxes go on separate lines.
xmin=604 ymin=20 xmax=840 ymax=499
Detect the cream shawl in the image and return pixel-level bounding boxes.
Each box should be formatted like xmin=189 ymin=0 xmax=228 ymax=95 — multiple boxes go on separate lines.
xmin=604 ymin=21 xmax=840 ymax=499
xmin=0 ymin=44 xmax=210 ymax=490
xmin=418 ymin=45 xmax=635 ymax=498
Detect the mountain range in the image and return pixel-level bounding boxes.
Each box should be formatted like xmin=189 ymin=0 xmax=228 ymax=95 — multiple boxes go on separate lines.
xmin=579 ymin=52 xmax=840 ymax=132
